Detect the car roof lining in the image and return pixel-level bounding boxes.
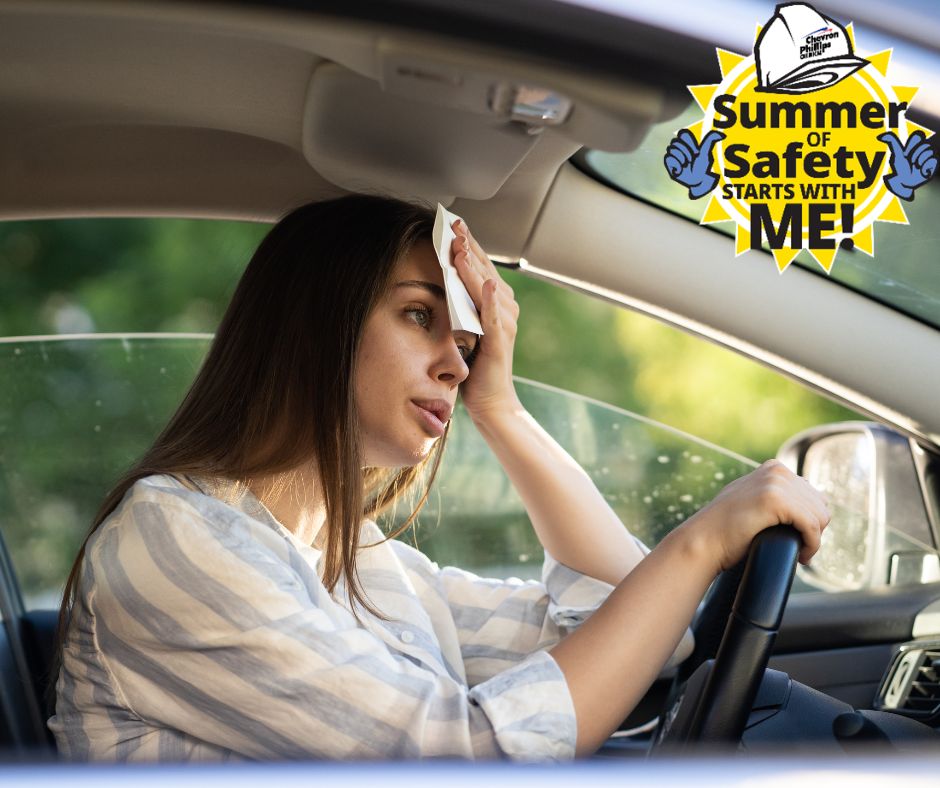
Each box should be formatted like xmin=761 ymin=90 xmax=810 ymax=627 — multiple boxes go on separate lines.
xmin=0 ymin=2 xmax=678 ymax=231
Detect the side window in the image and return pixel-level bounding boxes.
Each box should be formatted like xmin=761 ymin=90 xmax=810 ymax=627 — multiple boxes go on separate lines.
xmin=0 ymin=335 xmax=759 ymax=609
xmin=0 ymin=337 xmax=904 ymax=608
xmin=403 ymin=379 xmax=757 ymax=580
xmin=0 ymin=333 xmax=755 ymax=607
xmin=0 ymin=336 xmax=211 ymax=608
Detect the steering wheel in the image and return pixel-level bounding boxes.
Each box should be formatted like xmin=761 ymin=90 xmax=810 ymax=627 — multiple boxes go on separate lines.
xmin=653 ymin=524 xmax=801 ymax=749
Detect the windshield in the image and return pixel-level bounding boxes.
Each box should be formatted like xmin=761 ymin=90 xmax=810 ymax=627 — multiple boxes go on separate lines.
xmin=583 ymin=102 xmax=940 ymax=332
xmin=579 ymin=42 xmax=940 ymax=336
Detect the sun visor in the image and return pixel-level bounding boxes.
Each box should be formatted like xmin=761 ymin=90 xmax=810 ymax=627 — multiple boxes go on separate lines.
xmin=373 ymin=40 xmax=682 ymax=153
xmin=301 ymin=62 xmax=539 ymax=202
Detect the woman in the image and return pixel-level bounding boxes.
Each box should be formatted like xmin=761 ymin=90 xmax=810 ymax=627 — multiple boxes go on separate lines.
xmin=48 ymin=194 xmax=829 ymax=762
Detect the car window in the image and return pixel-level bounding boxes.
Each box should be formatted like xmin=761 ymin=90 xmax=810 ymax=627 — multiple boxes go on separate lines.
xmin=581 ymin=104 xmax=940 ymax=332
xmin=0 ymin=335 xmax=758 ymax=607
xmin=0 ymin=335 xmax=840 ymax=610
xmin=0 ymin=335 xmax=210 ymax=608
xmin=394 ymin=381 xmax=917 ymax=597
xmin=410 ymin=376 xmax=757 ymax=579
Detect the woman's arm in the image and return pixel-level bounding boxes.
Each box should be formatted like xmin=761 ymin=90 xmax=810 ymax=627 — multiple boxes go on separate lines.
xmin=549 ymin=458 xmax=830 ymax=757
xmin=450 ymin=222 xmax=830 ymax=757
xmin=470 ymin=404 xmax=646 ymax=586
xmin=449 ymin=220 xmax=644 ymax=584
xmin=549 ymin=519 xmax=713 ymax=757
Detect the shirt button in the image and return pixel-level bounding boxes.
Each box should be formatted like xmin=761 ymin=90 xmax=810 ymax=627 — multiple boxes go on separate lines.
xmin=400 ymin=630 xmax=415 ymax=644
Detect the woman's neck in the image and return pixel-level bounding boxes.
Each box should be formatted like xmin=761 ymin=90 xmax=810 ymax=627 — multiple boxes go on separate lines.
xmin=246 ymin=467 xmax=327 ymax=549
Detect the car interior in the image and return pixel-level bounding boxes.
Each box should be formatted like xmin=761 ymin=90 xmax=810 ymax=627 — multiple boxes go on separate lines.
xmin=1 ymin=0 xmax=940 ymax=761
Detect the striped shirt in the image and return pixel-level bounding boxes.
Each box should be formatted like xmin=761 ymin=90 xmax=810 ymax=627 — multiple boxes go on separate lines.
xmin=49 ymin=472 xmax=688 ymax=762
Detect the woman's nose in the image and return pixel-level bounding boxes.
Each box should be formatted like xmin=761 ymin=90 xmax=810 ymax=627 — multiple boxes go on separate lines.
xmin=432 ymin=337 xmax=470 ymax=385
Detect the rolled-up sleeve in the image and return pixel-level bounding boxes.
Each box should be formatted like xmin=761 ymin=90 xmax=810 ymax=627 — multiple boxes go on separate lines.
xmin=545 ymin=537 xmax=693 ymax=669
xmin=542 ymin=548 xmax=616 ymax=633
xmin=415 ymin=544 xmax=613 ymax=691
xmin=87 ymin=493 xmax=578 ymax=762
xmin=434 ymin=535 xmax=692 ymax=683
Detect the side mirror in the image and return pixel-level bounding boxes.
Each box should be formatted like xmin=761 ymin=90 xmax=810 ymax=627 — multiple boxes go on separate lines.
xmin=776 ymin=422 xmax=940 ymax=591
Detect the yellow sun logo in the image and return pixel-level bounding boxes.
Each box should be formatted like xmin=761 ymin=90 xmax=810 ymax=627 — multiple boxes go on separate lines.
xmin=664 ymin=8 xmax=936 ymax=274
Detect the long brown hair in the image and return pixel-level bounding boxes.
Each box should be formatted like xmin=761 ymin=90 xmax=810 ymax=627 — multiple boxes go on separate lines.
xmin=53 ymin=194 xmax=452 ymax=696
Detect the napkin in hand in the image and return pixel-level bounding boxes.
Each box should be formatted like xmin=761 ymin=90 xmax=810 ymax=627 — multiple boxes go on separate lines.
xmin=432 ymin=203 xmax=484 ymax=336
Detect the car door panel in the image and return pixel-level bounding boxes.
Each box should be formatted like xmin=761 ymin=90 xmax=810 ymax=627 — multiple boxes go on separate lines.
xmin=777 ymin=584 xmax=940 ymax=652
xmin=769 ymin=583 xmax=940 ymax=708
xmin=768 ymin=644 xmax=896 ymax=709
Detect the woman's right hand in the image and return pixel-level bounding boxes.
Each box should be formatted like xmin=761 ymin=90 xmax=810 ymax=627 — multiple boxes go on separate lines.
xmin=681 ymin=459 xmax=831 ymax=573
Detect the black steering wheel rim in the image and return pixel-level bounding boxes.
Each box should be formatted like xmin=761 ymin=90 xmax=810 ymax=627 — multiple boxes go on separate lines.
xmin=654 ymin=523 xmax=801 ymax=748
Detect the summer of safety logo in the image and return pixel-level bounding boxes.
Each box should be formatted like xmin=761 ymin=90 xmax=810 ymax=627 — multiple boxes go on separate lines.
xmin=663 ymin=2 xmax=937 ymax=273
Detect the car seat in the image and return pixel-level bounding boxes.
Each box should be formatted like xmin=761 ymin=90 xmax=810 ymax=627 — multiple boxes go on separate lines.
xmin=0 ymin=528 xmax=57 ymax=756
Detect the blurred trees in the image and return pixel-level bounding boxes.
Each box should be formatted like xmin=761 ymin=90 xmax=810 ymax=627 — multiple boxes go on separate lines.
xmin=0 ymin=219 xmax=267 ymax=337
xmin=0 ymin=217 xmax=860 ymax=461
xmin=503 ymin=268 xmax=858 ymax=461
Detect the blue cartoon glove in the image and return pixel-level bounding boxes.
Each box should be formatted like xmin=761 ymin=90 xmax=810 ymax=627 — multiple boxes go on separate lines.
xmin=877 ymin=130 xmax=937 ymax=201
xmin=664 ymin=129 xmax=726 ymax=199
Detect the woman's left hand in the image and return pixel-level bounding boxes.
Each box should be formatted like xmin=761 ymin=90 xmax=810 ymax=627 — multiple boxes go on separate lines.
xmin=450 ymin=218 xmax=522 ymax=422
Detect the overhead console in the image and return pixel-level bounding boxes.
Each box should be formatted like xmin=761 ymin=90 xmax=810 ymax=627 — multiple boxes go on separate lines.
xmin=301 ymin=36 xmax=687 ymax=206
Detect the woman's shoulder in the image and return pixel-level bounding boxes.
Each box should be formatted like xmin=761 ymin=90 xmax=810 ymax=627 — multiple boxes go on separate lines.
xmin=113 ymin=473 xmax=232 ymax=522
xmin=91 ymin=473 xmax=277 ymax=556
xmin=80 ymin=475 xmax=322 ymax=638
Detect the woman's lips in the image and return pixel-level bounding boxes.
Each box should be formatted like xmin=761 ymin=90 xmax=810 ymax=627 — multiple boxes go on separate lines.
xmin=411 ymin=401 xmax=446 ymax=437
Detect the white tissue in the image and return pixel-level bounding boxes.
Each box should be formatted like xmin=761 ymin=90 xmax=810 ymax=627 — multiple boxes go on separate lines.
xmin=432 ymin=203 xmax=484 ymax=336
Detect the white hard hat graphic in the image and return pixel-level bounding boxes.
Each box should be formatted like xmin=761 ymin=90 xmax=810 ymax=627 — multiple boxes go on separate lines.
xmin=755 ymin=3 xmax=869 ymax=93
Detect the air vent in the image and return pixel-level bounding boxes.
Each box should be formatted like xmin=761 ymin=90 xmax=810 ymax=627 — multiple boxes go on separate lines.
xmin=876 ymin=643 xmax=940 ymax=719
xmin=904 ymin=649 xmax=940 ymax=713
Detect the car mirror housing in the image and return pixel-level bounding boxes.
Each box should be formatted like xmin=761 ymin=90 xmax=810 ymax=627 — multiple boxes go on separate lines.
xmin=777 ymin=422 xmax=940 ymax=592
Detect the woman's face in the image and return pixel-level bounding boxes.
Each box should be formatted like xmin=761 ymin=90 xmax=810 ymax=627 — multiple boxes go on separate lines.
xmin=355 ymin=238 xmax=479 ymax=467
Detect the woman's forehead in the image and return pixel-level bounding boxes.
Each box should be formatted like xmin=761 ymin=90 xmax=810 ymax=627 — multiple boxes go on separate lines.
xmin=395 ymin=238 xmax=445 ymax=289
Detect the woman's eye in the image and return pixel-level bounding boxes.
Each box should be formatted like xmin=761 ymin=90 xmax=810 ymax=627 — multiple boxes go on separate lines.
xmin=405 ymin=306 xmax=432 ymax=328
xmin=463 ymin=343 xmax=480 ymax=367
